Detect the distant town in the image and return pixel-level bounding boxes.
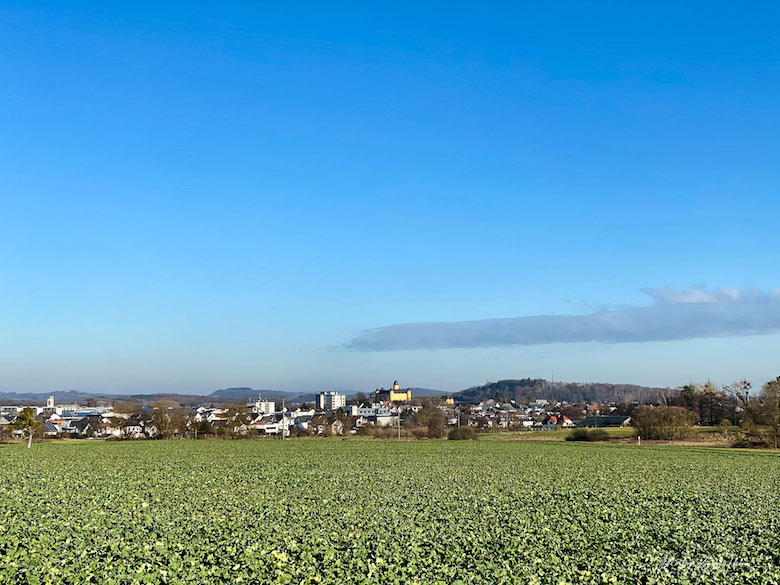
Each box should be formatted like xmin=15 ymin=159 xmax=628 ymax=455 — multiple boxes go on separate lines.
xmin=0 ymin=379 xmax=631 ymax=440
xmin=3 ymin=376 xmax=776 ymax=447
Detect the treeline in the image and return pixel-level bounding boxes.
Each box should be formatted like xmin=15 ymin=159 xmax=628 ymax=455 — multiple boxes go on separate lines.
xmin=630 ymin=377 xmax=780 ymax=448
xmin=734 ymin=377 xmax=780 ymax=448
xmin=665 ymin=381 xmax=740 ymax=426
xmin=455 ymin=379 xmax=666 ymax=404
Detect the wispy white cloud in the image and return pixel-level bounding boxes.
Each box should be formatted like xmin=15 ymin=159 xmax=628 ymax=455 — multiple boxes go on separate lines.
xmin=347 ymin=287 xmax=780 ymax=351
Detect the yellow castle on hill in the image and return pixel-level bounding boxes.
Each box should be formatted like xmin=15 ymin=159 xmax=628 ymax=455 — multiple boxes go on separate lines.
xmin=375 ymin=380 xmax=412 ymax=403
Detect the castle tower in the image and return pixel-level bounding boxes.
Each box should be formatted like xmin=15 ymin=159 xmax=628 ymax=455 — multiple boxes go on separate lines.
xmin=47 ymin=396 xmax=55 ymax=409
xmin=393 ymin=381 xmax=400 ymax=391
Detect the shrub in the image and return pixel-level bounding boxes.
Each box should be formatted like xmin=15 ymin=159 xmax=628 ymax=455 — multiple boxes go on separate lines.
xmin=632 ymin=406 xmax=696 ymax=440
xmin=565 ymin=429 xmax=610 ymax=442
xmin=732 ymin=419 xmax=770 ymax=449
xmin=588 ymin=429 xmax=610 ymax=442
xmin=357 ymin=425 xmax=412 ymax=439
xmin=565 ymin=429 xmax=590 ymax=442
xmin=448 ymin=427 xmax=477 ymax=440
xmin=411 ymin=427 xmax=428 ymax=439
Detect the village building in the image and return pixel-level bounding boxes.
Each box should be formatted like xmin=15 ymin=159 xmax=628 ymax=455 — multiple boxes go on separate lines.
xmin=541 ymin=414 xmax=575 ymax=429
xmin=316 ymin=391 xmax=346 ymax=410
xmin=374 ymin=381 xmax=412 ymax=403
xmin=248 ymin=394 xmax=276 ymax=414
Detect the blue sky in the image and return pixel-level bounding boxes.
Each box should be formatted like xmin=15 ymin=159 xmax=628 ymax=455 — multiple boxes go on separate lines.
xmin=1 ymin=1 xmax=778 ymax=394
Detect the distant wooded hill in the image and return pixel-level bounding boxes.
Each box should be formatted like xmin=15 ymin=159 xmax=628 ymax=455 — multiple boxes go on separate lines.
xmin=454 ymin=379 xmax=668 ymax=404
xmin=0 ymin=388 xmax=317 ymax=406
xmin=0 ymin=380 xmax=666 ymax=407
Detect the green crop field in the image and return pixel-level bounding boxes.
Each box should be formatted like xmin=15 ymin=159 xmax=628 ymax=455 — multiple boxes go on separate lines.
xmin=1 ymin=440 xmax=779 ymax=585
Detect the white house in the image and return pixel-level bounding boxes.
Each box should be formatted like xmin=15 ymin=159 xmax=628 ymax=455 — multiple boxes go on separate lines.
xmin=122 ymin=420 xmax=145 ymax=439
xmin=192 ymin=409 xmax=228 ymax=424
xmin=372 ymin=414 xmax=399 ymax=427
xmin=249 ymin=414 xmax=289 ymax=437
xmin=541 ymin=414 xmax=575 ymax=429
xmin=345 ymin=405 xmax=391 ymax=417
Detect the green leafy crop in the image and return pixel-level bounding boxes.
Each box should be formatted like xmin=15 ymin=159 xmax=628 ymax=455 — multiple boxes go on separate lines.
xmin=1 ymin=441 xmax=778 ymax=584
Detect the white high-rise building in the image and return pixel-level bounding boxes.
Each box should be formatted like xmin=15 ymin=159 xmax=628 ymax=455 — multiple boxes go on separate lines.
xmin=317 ymin=391 xmax=346 ymax=411
xmin=249 ymin=394 xmax=276 ymax=414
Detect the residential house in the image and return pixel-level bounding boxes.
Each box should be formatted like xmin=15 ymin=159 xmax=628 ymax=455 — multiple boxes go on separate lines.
xmin=249 ymin=414 xmax=289 ymax=436
xmin=122 ymin=419 xmax=146 ymax=439
xmin=541 ymin=414 xmax=575 ymax=429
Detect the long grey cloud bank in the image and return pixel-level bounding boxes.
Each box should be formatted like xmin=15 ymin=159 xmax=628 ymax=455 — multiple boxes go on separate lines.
xmin=347 ymin=287 xmax=780 ymax=351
